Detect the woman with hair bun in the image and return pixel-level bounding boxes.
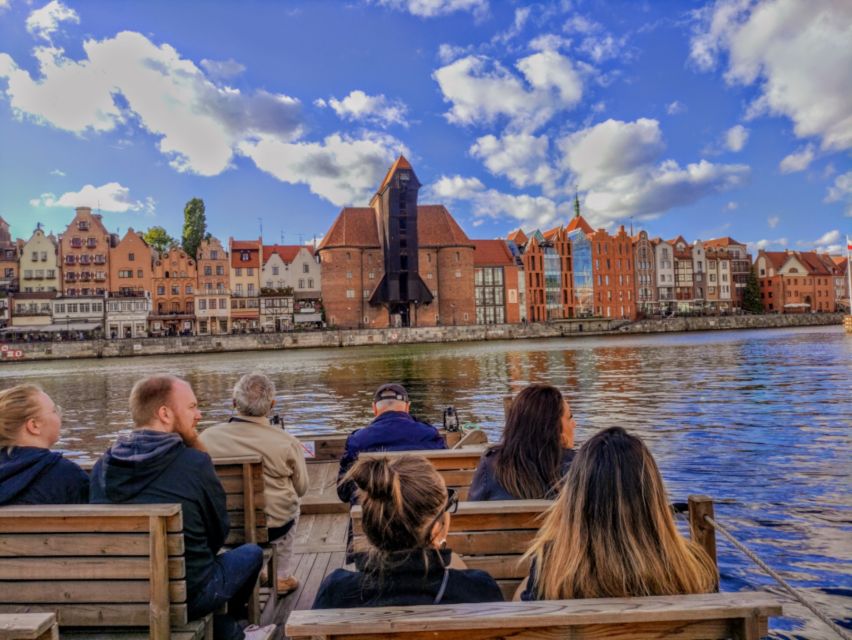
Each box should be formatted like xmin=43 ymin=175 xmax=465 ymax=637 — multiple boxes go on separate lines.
xmin=313 ymin=454 xmax=503 ymax=608
xmin=469 ymin=383 xmax=575 ymax=501
xmin=0 ymin=384 xmax=89 ymax=505
xmin=520 ymin=427 xmax=717 ymax=601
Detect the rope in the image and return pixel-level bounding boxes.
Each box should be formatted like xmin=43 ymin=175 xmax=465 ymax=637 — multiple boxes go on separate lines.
xmin=705 ymin=514 xmax=851 ymax=640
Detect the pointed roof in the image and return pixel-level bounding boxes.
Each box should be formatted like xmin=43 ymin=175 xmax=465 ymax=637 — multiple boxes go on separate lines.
xmin=507 ymin=228 xmax=528 ymax=245
xmin=263 ymin=244 xmax=314 ymax=264
xmin=417 ymin=205 xmax=473 ymax=247
xmin=705 ymin=236 xmax=746 ymax=248
xmin=377 ymin=155 xmax=414 ymax=193
xmin=472 ymin=239 xmax=514 ymax=267
xmin=565 ymin=214 xmax=593 ymax=235
xmin=317 ymin=208 xmax=380 ymax=250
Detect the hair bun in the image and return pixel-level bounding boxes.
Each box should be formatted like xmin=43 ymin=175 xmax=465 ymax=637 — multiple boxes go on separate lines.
xmin=353 ymin=457 xmax=396 ymax=500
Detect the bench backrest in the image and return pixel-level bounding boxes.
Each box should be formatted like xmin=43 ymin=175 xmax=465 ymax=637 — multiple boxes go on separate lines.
xmin=0 ymin=504 xmax=186 ymax=639
xmin=298 ymin=430 xmax=466 ymax=462
xmin=358 ymin=446 xmax=487 ymax=500
xmin=286 ymin=592 xmax=782 ymax=639
xmin=212 ymin=456 xmax=268 ymax=546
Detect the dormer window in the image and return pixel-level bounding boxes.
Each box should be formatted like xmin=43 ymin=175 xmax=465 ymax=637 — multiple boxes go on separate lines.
xmin=241 ymin=251 xmax=250 ymax=262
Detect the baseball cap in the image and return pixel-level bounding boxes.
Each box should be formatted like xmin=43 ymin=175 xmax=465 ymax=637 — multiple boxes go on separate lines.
xmin=373 ymin=383 xmax=409 ymax=403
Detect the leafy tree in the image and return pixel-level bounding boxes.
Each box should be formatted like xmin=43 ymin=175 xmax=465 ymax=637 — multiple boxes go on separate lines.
xmin=742 ymin=267 xmax=763 ymax=313
xmin=143 ymin=226 xmax=176 ymax=254
xmin=182 ymin=198 xmax=207 ymax=260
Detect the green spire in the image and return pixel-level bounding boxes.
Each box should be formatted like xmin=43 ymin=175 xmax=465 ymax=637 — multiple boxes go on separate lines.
xmin=573 ymin=193 xmax=580 ymax=217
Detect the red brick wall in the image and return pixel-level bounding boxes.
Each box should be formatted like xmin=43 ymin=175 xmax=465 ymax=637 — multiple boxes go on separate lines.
xmin=436 ymin=247 xmax=475 ymax=325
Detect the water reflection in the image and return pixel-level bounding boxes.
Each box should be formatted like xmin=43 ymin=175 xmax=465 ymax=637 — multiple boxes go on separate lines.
xmin=1 ymin=326 xmax=850 ymax=636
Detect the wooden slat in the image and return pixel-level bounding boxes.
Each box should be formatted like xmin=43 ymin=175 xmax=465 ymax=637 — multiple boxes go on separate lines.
xmin=0 ymin=604 xmax=189 ymax=628
xmin=0 ymin=533 xmax=184 ymax=557
xmin=224 ymin=527 xmax=269 ymax=546
xmin=0 ymin=580 xmax=186 ymax=604
xmin=149 ymin=515 xmax=170 ymax=639
xmin=351 ymin=530 xmax=535 ymax=556
xmin=0 ymin=557 xmax=185 ymax=580
xmin=0 ymin=514 xmax=182 ymax=534
xmin=0 ymin=613 xmax=56 ymax=640
xmin=0 ymin=505 xmax=181 ymax=518
xmin=285 ymin=593 xmax=782 ymax=636
xmin=211 ymin=455 xmax=263 ymax=466
xmin=463 ymin=555 xmax=530 ymax=580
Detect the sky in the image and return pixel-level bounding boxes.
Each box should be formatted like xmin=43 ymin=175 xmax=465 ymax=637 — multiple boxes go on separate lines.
xmin=0 ymin=0 xmax=850 ymax=255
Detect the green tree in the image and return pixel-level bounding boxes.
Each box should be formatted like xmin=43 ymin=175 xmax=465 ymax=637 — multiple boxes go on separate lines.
xmin=742 ymin=266 xmax=763 ymax=313
xmin=182 ymin=198 xmax=207 ymax=260
xmin=143 ymin=226 xmax=176 ymax=254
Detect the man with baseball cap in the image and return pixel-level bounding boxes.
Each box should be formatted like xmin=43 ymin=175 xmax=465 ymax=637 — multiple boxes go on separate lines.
xmin=336 ymin=383 xmax=446 ymax=503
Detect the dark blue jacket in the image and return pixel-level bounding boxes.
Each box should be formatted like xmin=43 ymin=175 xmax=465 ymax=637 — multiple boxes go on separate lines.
xmin=0 ymin=446 xmax=89 ymax=505
xmin=89 ymin=430 xmax=229 ymax=595
xmin=337 ymin=411 xmax=446 ymax=503
xmin=313 ymin=548 xmax=503 ymax=609
xmin=468 ymin=447 xmax=575 ymax=501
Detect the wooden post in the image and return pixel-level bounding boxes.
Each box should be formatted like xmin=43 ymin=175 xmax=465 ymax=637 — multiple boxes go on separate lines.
xmin=503 ymin=395 xmax=514 ymax=418
xmin=688 ymin=495 xmax=717 ymax=568
xmin=243 ymin=463 xmax=261 ymax=623
xmin=148 ymin=515 xmax=171 ymax=640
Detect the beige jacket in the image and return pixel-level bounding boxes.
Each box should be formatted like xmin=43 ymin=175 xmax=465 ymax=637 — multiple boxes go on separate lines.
xmin=200 ymin=416 xmax=308 ymax=527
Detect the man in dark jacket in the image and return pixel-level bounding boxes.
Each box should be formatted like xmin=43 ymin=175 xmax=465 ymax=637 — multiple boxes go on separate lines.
xmin=90 ymin=375 xmax=265 ymax=640
xmin=337 ymin=383 xmax=446 ymax=503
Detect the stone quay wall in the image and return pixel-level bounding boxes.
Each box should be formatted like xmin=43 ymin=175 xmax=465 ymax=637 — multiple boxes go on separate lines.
xmin=1 ymin=313 xmax=844 ymax=363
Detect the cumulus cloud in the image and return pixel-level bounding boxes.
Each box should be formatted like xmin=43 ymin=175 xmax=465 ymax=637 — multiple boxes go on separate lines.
xmin=26 ymin=0 xmax=79 ymax=42
xmin=318 ymin=90 xmax=408 ymax=127
xmin=748 ymin=237 xmax=788 ymax=252
xmin=767 ymin=215 xmax=779 ymax=228
xmin=779 ymin=144 xmax=815 ymax=173
xmin=666 ymin=100 xmax=686 ymax=115
xmin=562 ymin=13 xmax=625 ymax=63
xmin=374 ymin=0 xmax=488 ymax=18
xmin=29 ymin=182 xmax=145 ymax=212
xmin=725 ymin=124 xmax=749 ymax=152
xmin=725 ymin=201 xmax=738 ymax=211
xmin=470 ymin=132 xmax=560 ymax=192
xmin=429 ymin=175 xmax=485 ymax=200
xmin=798 ymin=229 xmax=842 ymax=254
xmin=0 ymin=31 xmax=304 ymax=176
xmin=238 ymin=132 xmax=409 ymax=206
xmin=200 ymin=58 xmax=246 ymax=80
xmin=437 ymin=43 xmax=472 ymax=64
xmin=557 ymin=118 xmax=749 ymax=223
xmin=433 ymin=52 xmax=582 ymax=131
xmin=824 ymin=170 xmax=852 ymax=216
xmin=690 ymin=0 xmax=852 ymax=151
xmin=529 ymin=34 xmax=572 ymax=52
xmin=50 ymin=168 xmax=65 ymax=176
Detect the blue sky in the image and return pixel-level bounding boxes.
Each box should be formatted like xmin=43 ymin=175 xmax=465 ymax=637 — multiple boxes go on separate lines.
xmin=0 ymin=0 xmax=849 ymax=254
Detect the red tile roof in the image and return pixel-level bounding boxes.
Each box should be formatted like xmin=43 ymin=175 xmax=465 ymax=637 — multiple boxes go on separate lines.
xmin=230 ymin=240 xmax=260 ymax=268
xmin=507 ymin=229 xmax=528 ymax=245
xmin=377 ymin=155 xmax=413 ymax=193
xmin=417 ymin=205 xmax=473 ymax=247
xmin=705 ymin=236 xmax=746 ymax=248
xmin=263 ymin=244 xmax=314 ymax=264
xmin=761 ymin=251 xmax=788 ymax=271
xmin=565 ymin=215 xmax=594 ymax=235
xmin=472 ymin=239 xmax=514 ymax=267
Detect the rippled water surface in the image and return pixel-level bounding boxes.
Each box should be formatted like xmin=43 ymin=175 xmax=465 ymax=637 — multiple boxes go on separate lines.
xmin=2 ymin=326 xmax=850 ymax=637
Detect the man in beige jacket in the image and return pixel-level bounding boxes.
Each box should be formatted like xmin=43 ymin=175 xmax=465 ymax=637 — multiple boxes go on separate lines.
xmin=200 ymin=372 xmax=308 ymax=594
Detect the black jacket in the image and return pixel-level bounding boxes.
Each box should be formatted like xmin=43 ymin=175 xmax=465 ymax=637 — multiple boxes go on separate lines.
xmin=337 ymin=411 xmax=446 ymax=503
xmin=468 ymin=447 xmax=575 ymax=501
xmin=0 ymin=446 xmax=89 ymax=505
xmin=89 ymin=430 xmax=229 ymax=594
xmin=312 ymin=548 xmax=503 ymax=609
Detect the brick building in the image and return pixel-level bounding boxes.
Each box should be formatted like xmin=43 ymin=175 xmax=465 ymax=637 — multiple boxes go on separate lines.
xmin=150 ymin=248 xmax=197 ymax=335
xmin=472 ymin=239 xmax=521 ymax=324
xmin=109 ymin=229 xmax=153 ymax=297
xmin=229 ymin=238 xmax=261 ymax=332
xmin=703 ymin=245 xmax=733 ymax=312
xmin=0 ymin=217 xmax=20 ymax=295
xmin=633 ymin=230 xmax=657 ymax=315
xmin=196 ymin=237 xmax=230 ymax=335
xmin=318 ymin=156 xmax=475 ymax=328
xmin=508 ymin=227 xmax=572 ymax=322
xmin=756 ymin=250 xmax=839 ymax=313
xmin=670 ymin=236 xmax=695 ymax=311
xmin=831 ymin=256 xmax=849 ymax=312
xmin=59 ymin=207 xmax=113 ymax=296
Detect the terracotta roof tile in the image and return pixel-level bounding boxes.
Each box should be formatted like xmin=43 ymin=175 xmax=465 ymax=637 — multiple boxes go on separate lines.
xmin=230 ymin=240 xmax=260 ymax=268
xmin=507 ymin=229 xmax=528 ymax=245
xmin=705 ymin=236 xmax=746 ymax=248
xmin=378 ymin=155 xmax=413 ymax=193
xmin=263 ymin=244 xmax=314 ymax=264
xmin=317 ymin=208 xmax=380 ymax=250
xmin=762 ymin=251 xmax=788 ymax=271
xmin=565 ymin=215 xmax=594 ymax=235
xmin=472 ymin=239 xmax=514 ymax=266
xmin=416 ymin=205 xmax=473 ymax=247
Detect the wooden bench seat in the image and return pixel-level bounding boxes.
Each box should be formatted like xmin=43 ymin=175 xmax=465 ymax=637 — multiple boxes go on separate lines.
xmin=0 ymin=613 xmax=57 ymax=640
xmin=297 ymin=430 xmax=467 ymax=462
xmin=0 ymin=504 xmax=211 ymax=640
xmin=286 ymin=591 xmax=783 ymax=639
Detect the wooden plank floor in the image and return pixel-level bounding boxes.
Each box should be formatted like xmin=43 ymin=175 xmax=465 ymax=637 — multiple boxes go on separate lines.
xmin=301 ymin=462 xmax=348 ymax=514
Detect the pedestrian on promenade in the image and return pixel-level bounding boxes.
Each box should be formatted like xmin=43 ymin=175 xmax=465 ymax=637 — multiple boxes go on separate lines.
xmin=200 ymin=372 xmax=308 ymax=595
xmin=313 ymin=454 xmax=503 ymax=608
xmin=469 ymin=383 xmax=575 ymax=501
xmin=0 ymin=384 xmax=89 ymax=505
xmin=337 ymin=383 xmax=445 ymax=504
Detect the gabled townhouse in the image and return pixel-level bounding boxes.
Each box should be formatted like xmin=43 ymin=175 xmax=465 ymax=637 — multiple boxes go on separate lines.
xmin=19 ymin=226 xmax=59 ymax=293
xmin=150 ymin=247 xmax=197 ymax=336
xmin=0 ymin=217 xmax=20 ymax=295
xmin=196 ymin=237 xmax=230 ymax=335
xmin=704 ymin=237 xmax=752 ymax=310
xmin=633 ymin=230 xmax=657 ymax=315
xmin=755 ymin=250 xmax=838 ymax=313
xmin=229 ymin=238 xmax=262 ymax=332
xmin=703 ymin=245 xmax=733 ymax=312
xmin=59 ymin=207 xmax=114 ymax=297
xmin=670 ymin=236 xmax=694 ymax=311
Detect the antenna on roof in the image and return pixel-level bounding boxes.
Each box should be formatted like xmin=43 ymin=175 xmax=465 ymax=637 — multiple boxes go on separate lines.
xmin=298 ymin=233 xmax=304 ymax=245
xmin=280 ymin=230 xmax=284 ymax=244
xmin=258 ymin=217 xmax=263 ymax=239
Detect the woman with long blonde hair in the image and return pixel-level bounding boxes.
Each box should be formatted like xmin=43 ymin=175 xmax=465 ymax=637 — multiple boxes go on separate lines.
xmin=520 ymin=426 xmax=717 ymax=600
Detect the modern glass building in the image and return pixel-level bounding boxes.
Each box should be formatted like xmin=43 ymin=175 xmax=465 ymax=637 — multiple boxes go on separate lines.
xmin=568 ymin=228 xmax=594 ymax=317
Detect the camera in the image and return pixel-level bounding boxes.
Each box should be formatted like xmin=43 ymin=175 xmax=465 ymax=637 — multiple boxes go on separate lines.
xmin=443 ymin=406 xmax=460 ymax=432
xmin=270 ymin=413 xmax=282 ymax=426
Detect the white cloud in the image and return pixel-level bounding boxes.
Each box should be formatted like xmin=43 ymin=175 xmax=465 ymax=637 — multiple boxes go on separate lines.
xmin=492 ymin=7 xmax=531 ymax=45
xmin=529 ymin=34 xmax=572 ymax=52
xmin=748 ymin=237 xmax=788 ymax=252
xmin=26 ymin=0 xmax=79 ymax=42
xmin=433 ymin=52 xmax=582 ymax=131
xmin=50 ymin=168 xmax=65 ymax=176
xmin=814 ymin=229 xmax=839 ymax=246
xmin=562 ymin=13 xmax=625 ymax=62
xmin=779 ymin=144 xmax=816 ymax=173
xmin=825 ymin=170 xmax=852 ymax=216
xmin=30 ymin=182 xmax=145 ymax=212
xmin=767 ymin=215 xmax=779 ymax=228
xmin=320 ymin=90 xmax=408 ymax=127
xmin=690 ymin=0 xmax=852 ymax=151
xmin=470 ymin=132 xmax=560 ymax=192
xmin=238 ymin=132 xmax=409 ymax=207
xmin=0 ymin=0 xmax=11 ymax=12
xmin=0 ymin=31 xmax=304 ymax=176
xmin=725 ymin=124 xmax=749 ymax=152
xmin=557 ymin=118 xmax=749 ymax=223
xmin=375 ymin=0 xmax=488 ymax=18
xmin=666 ymin=100 xmax=686 ymax=115
xmin=563 ymin=15 xmax=602 ymax=35
xmin=725 ymin=201 xmax=738 ymax=211
xmin=437 ymin=43 xmax=472 ymax=64
xmin=429 ymin=175 xmax=485 ymax=200
xmin=200 ymin=58 xmax=246 ymax=80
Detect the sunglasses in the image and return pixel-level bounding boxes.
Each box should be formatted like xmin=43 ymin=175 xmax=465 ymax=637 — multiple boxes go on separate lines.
xmin=424 ymin=488 xmax=460 ymax=544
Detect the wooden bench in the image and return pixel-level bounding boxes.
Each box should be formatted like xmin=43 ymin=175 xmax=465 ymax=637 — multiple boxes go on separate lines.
xmin=297 ymin=429 xmax=466 ymax=462
xmin=286 ymin=592 xmax=783 ymax=639
xmin=0 ymin=613 xmax=57 ymax=640
xmin=0 ymin=504 xmax=212 ymax=640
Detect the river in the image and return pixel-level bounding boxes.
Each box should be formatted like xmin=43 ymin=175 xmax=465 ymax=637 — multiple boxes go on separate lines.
xmin=2 ymin=325 xmax=850 ymax=637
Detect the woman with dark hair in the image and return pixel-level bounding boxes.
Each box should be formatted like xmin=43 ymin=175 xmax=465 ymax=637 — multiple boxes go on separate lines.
xmin=520 ymin=427 xmax=718 ymax=601
xmin=469 ymin=384 xmax=575 ymax=501
xmin=312 ymin=454 xmax=503 ymax=609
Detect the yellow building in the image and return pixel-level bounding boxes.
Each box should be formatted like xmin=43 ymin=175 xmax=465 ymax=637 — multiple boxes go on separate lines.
xmin=19 ymin=226 xmax=60 ymax=293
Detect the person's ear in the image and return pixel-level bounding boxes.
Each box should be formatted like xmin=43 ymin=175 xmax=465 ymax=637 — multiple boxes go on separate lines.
xmin=157 ymin=404 xmax=171 ymax=425
xmin=372 ymin=402 xmax=379 ymax=416
xmin=270 ymin=398 xmax=276 ymax=410
xmin=24 ymin=417 xmax=40 ymax=436
xmin=405 ymin=401 xmax=411 ymax=412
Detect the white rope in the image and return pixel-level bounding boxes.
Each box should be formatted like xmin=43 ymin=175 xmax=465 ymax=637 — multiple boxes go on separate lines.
xmin=705 ymin=514 xmax=851 ymax=640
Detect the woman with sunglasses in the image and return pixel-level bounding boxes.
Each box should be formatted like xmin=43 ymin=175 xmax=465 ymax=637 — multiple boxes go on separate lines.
xmin=312 ymin=454 xmax=503 ymax=608
xmin=469 ymin=383 xmax=575 ymax=501
xmin=0 ymin=384 xmax=89 ymax=505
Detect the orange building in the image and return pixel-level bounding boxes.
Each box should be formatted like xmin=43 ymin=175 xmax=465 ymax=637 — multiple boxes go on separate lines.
xmin=756 ymin=250 xmax=839 ymax=313
xmin=507 ymin=227 xmax=572 ymax=322
xmin=150 ymin=248 xmax=197 ymax=335
xmin=109 ymin=229 xmax=153 ymax=297
xmin=472 ymin=239 xmax=520 ymax=324
xmin=59 ymin=207 xmax=113 ymax=296
xmin=229 ymin=238 xmax=262 ymax=332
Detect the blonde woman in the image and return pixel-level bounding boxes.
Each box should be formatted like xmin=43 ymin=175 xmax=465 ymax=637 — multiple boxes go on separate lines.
xmin=520 ymin=426 xmax=717 ymax=600
xmin=0 ymin=384 xmax=89 ymax=505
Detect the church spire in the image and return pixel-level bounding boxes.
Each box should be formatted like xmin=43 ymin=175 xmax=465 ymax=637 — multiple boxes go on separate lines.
xmin=574 ymin=192 xmax=581 ymax=218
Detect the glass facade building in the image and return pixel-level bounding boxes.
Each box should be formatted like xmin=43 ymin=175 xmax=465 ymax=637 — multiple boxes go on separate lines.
xmin=568 ymin=229 xmax=594 ymax=317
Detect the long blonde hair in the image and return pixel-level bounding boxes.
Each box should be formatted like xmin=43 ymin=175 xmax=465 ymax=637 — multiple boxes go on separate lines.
xmin=0 ymin=384 xmax=44 ymax=449
xmin=524 ymin=427 xmax=718 ymax=599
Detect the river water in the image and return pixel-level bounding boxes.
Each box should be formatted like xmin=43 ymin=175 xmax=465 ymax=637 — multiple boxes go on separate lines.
xmin=2 ymin=326 xmax=850 ymax=637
